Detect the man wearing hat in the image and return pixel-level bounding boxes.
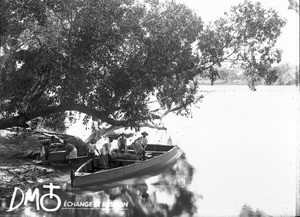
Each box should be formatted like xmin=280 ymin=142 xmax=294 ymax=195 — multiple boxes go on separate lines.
xmin=131 ymin=131 xmax=148 ymax=160
xmin=140 ymin=131 xmax=148 ymax=146
xmin=40 ymin=136 xmax=56 ymax=164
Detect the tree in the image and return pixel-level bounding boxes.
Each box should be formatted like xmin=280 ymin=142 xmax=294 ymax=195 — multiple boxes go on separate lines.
xmin=239 ymin=204 xmax=269 ymax=217
xmin=288 ymin=0 xmax=299 ymax=13
xmin=0 ymin=0 xmax=286 ymax=130
xmin=197 ymin=0 xmax=286 ymax=88
xmin=271 ymin=63 xmax=296 ymax=85
xmin=0 ymin=0 xmax=203 ymax=130
xmin=218 ymin=67 xmax=241 ymax=83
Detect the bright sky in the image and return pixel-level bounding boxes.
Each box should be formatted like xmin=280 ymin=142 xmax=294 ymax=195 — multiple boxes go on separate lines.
xmin=178 ymin=0 xmax=300 ymax=65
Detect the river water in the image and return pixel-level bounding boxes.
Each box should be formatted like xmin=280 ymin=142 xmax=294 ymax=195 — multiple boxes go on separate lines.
xmin=162 ymin=85 xmax=299 ymax=217
xmin=1 ymin=85 xmax=298 ymax=217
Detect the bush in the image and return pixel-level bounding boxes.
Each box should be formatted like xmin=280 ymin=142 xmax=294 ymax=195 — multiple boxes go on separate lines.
xmin=239 ymin=204 xmax=268 ymax=217
xmin=64 ymin=137 xmax=88 ymax=156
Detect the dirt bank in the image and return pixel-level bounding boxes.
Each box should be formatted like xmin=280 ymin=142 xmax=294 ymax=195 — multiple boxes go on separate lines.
xmin=0 ymin=132 xmax=54 ymax=198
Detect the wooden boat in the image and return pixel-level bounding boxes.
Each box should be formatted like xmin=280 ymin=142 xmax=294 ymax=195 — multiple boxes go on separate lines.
xmin=39 ymin=150 xmax=88 ymax=167
xmin=70 ymin=144 xmax=180 ymax=187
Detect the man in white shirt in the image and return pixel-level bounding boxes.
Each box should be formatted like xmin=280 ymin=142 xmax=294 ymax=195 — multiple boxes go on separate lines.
xmin=88 ymin=138 xmax=100 ymax=159
xmin=117 ymin=133 xmax=128 ymax=154
xmin=100 ymin=136 xmax=113 ymax=169
xmin=131 ymin=131 xmax=148 ymax=160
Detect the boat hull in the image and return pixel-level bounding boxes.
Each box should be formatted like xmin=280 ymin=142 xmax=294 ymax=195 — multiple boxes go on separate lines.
xmin=72 ymin=145 xmax=179 ymax=187
xmin=42 ymin=150 xmax=87 ymax=167
xmin=48 ymin=151 xmax=66 ymax=162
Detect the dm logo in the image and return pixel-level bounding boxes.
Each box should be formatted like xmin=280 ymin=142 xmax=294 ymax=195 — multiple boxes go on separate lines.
xmin=7 ymin=183 xmax=61 ymax=212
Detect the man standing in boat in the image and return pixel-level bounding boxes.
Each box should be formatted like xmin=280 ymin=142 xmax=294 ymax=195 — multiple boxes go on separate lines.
xmin=131 ymin=131 xmax=148 ymax=160
xmin=87 ymin=138 xmax=100 ymax=159
xmin=117 ymin=133 xmax=128 ymax=154
xmin=40 ymin=136 xmax=56 ymax=164
xmin=100 ymin=136 xmax=113 ymax=169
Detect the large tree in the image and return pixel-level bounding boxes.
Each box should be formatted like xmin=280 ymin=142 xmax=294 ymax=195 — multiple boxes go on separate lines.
xmin=0 ymin=0 xmax=285 ymax=130
xmin=197 ymin=0 xmax=286 ymax=87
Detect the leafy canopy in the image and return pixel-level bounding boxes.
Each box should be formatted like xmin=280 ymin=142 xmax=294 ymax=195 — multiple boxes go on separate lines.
xmin=197 ymin=0 xmax=286 ymax=86
xmin=0 ymin=0 xmax=286 ymax=130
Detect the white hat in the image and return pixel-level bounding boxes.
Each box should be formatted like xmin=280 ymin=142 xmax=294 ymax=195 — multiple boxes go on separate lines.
xmin=141 ymin=131 xmax=148 ymax=136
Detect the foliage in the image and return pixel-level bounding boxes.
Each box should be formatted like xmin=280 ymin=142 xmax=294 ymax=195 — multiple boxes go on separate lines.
xmin=243 ymin=62 xmax=297 ymax=85
xmin=197 ymin=0 xmax=286 ymax=86
xmin=39 ymin=112 xmax=67 ymax=132
xmin=272 ymin=63 xmax=296 ymax=85
xmin=64 ymin=136 xmax=87 ymax=156
xmin=208 ymin=63 xmax=297 ymax=85
xmin=28 ymin=112 xmax=67 ymax=132
xmin=218 ymin=67 xmax=243 ymax=83
xmin=239 ymin=204 xmax=269 ymax=217
xmin=288 ymin=0 xmax=299 ymax=13
xmin=0 ymin=0 xmax=202 ymax=130
xmin=0 ymin=0 xmax=286 ymax=130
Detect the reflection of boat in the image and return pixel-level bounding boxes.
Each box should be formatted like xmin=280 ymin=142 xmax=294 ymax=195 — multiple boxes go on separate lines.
xmin=71 ymin=144 xmax=179 ymax=187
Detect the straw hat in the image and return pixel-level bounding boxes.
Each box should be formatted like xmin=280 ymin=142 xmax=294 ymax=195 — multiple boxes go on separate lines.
xmin=141 ymin=131 xmax=148 ymax=136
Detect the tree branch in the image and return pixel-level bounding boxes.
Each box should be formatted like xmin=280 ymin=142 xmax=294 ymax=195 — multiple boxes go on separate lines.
xmin=139 ymin=122 xmax=167 ymax=130
xmin=0 ymin=44 xmax=23 ymax=76
xmin=0 ymin=115 xmax=30 ymax=129
xmin=0 ymin=103 xmax=162 ymax=130
xmin=161 ymin=103 xmax=189 ymax=118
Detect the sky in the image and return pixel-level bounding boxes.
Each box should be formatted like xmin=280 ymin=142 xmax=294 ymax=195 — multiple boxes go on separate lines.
xmin=178 ymin=0 xmax=300 ymax=66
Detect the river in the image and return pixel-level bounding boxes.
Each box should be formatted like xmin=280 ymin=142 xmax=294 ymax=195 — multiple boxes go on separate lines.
xmin=1 ymin=85 xmax=298 ymax=217
xmin=162 ymin=85 xmax=299 ymax=216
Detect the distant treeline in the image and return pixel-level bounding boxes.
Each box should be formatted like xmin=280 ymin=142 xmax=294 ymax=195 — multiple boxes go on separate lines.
xmin=199 ymin=63 xmax=299 ymax=85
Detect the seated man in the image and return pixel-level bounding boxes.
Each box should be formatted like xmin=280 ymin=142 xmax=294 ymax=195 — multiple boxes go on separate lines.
xmin=131 ymin=131 xmax=148 ymax=160
xmin=117 ymin=133 xmax=128 ymax=154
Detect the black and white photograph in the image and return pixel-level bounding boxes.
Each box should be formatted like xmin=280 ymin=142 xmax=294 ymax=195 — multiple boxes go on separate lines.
xmin=0 ymin=0 xmax=299 ymax=216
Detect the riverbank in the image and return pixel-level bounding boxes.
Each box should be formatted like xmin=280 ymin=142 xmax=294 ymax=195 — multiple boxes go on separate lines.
xmin=0 ymin=132 xmax=54 ymax=198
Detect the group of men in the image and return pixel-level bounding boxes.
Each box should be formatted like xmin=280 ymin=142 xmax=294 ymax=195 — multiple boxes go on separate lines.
xmin=87 ymin=131 xmax=149 ymax=169
xmin=40 ymin=131 xmax=149 ymax=168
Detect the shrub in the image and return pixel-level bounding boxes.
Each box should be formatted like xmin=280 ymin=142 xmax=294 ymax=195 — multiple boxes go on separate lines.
xmin=64 ymin=137 xmax=88 ymax=156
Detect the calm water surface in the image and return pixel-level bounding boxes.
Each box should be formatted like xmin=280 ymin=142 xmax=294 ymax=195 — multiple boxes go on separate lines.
xmin=163 ymin=85 xmax=299 ymax=216
xmin=1 ymin=85 xmax=298 ymax=217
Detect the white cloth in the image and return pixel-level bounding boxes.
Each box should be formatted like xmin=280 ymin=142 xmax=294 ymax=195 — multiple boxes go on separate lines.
xmin=139 ymin=137 xmax=148 ymax=147
xmin=66 ymin=148 xmax=78 ymax=159
xmin=100 ymin=142 xmax=111 ymax=155
xmin=88 ymin=143 xmax=97 ymax=154
xmin=131 ymin=136 xmax=148 ymax=154
xmin=40 ymin=145 xmax=45 ymax=157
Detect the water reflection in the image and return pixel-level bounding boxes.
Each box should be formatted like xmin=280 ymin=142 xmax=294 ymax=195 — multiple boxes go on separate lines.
xmin=1 ymin=153 xmax=201 ymax=217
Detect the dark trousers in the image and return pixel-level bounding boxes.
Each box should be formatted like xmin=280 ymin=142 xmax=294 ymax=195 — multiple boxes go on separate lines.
xmin=100 ymin=154 xmax=109 ymax=169
xmin=88 ymin=152 xmax=95 ymax=159
xmin=139 ymin=150 xmax=146 ymax=161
